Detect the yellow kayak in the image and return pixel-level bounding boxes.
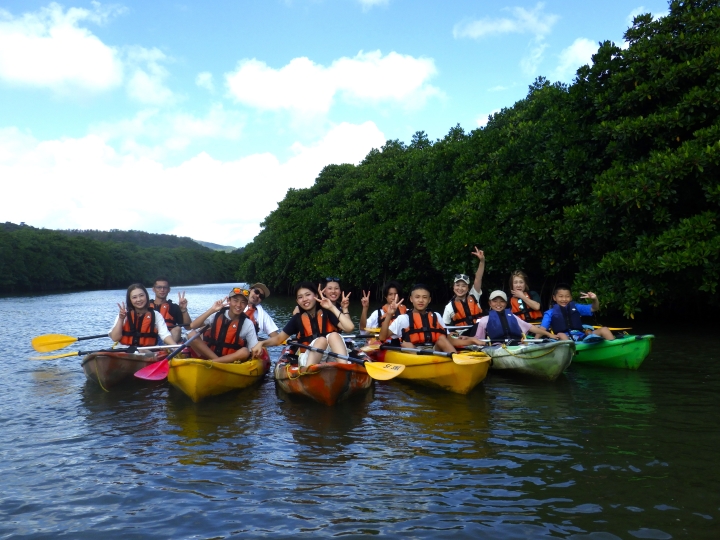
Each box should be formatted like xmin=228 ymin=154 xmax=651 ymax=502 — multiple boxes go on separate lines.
xmin=168 ymin=351 xmax=271 ymax=402
xmin=363 ymin=346 xmax=491 ymax=394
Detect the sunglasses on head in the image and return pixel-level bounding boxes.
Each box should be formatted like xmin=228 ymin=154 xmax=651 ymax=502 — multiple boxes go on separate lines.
xmin=230 ymin=288 xmax=250 ymax=297
xmin=325 ymin=277 xmax=341 ymax=283
xmin=454 ymin=274 xmax=470 ymax=282
xmin=252 ymin=288 xmax=265 ymax=300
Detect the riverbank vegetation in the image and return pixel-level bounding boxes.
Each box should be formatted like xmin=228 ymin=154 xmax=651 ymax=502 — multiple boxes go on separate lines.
xmin=0 ymin=223 xmax=242 ymax=294
xmin=237 ymin=1 xmax=720 ymax=317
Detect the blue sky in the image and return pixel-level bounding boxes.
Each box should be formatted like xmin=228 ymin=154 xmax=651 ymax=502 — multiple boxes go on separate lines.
xmin=0 ymin=0 xmax=669 ymax=247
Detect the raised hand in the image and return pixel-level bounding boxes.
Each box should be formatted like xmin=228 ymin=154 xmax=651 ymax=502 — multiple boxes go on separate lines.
xmin=471 ymin=246 xmax=485 ymax=261
xmin=318 ymin=287 xmax=334 ymax=311
xmin=511 ymin=289 xmax=526 ymax=299
xmin=178 ymin=291 xmax=188 ymax=310
xmin=212 ymin=297 xmax=228 ymax=312
xmin=118 ymin=302 xmax=127 ymax=319
xmin=361 ymin=290 xmax=370 ymax=308
xmin=387 ymin=296 xmax=404 ymax=316
xmin=341 ymin=291 xmax=351 ymax=309
xmin=580 ymin=292 xmax=597 ymax=300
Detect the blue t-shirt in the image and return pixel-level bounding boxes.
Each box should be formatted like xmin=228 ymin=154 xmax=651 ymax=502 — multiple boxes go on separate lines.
xmin=540 ymin=303 xmax=593 ymax=329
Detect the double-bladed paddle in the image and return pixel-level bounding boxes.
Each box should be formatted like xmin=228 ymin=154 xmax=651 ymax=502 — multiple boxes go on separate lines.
xmin=29 ymin=344 xmax=182 ymax=361
xmin=134 ymin=325 xmax=208 ymax=381
xmin=31 ymin=324 xmax=197 ymax=353
xmin=31 ymin=333 xmax=110 ymax=353
xmin=377 ymin=345 xmax=490 ymax=365
xmin=286 ymin=341 xmax=405 ymax=380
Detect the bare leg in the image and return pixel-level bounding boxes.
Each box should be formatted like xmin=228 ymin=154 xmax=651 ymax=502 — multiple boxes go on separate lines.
xmin=188 ymin=333 xmax=219 ymax=359
xmin=593 ymin=327 xmax=615 ymax=340
xmin=435 ymin=334 xmax=457 ymax=353
xmin=327 ymin=332 xmax=349 ymax=363
xmin=213 ymin=347 xmax=250 ymax=363
xmin=171 ymin=326 xmax=182 ymax=343
xmin=302 ymin=337 xmax=328 ymax=366
xmin=400 ymin=341 xmax=417 ymax=350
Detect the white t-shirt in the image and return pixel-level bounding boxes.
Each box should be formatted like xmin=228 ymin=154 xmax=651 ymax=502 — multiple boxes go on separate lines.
xmin=443 ymin=286 xmax=482 ymax=325
xmin=387 ymin=312 xmax=447 ymax=340
xmin=244 ymin=303 xmax=279 ymax=336
xmin=110 ymin=310 xmax=172 ymax=342
xmin=205 ymin=311 xmax=259 ymax=349
xmin=365 ymin=307 xmax=385 ymax=329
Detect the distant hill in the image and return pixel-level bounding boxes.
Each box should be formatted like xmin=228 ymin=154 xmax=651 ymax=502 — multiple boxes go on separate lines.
xmin=195 ymin=240 xmax=239 ymax=253
xmin=59 ymin=228 xmax=211 ymax=251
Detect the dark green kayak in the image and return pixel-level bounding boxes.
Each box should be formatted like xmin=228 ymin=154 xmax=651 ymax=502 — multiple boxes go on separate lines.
xmin=573 ymin=334 xmax=654 ymax=369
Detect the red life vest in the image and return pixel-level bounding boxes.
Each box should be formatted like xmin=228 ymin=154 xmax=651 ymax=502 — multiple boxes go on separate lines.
xmin=401 ymin=311 xmax=446 ymax=345
xmin=203 ymin=307 xmax=248 ymax=357
xmin=510 ymin=297 xmax=542 ymax=321
xmin=451 ymin=295 xmax=482 ymax=326
xmin=148 ymin=299 xmax=176 ymax=329
xmin=121 ymin=310 xmax=158 ymax=346
xmin=294 ymin=309 xmax=338 ymax=345
xmin=377 ymin=304 xmax=407 ymax=325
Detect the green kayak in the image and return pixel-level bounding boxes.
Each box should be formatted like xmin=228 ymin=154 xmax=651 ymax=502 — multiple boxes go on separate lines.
xmin=573 ymin=334 xmax=654 ymax=369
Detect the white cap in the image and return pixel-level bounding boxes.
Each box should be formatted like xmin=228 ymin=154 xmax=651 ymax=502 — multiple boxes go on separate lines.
xmin=489 ymin=290 xmax=507 ymax=301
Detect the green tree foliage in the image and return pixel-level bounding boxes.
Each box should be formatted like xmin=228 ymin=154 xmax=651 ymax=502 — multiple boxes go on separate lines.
xmin=0 ymin=224 xmax=242 ymax=294
xmin=237 ymin=0 xmax=718 ymax=316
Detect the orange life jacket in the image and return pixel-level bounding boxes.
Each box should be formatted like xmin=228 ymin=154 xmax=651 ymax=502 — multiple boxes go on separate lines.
xmin=203 ymin=308 xmax=249 ymax=357
xmin=148 ymin=299 xmax=176 ymax=329
xmin=401 ymin=311 xmax=446 ymax=345
xmin=450 ymin=295 xmax=483 ymax=326
xmin=377 ymin=304 xmax=407 ymax=325
xmin=294 ymin=309 xmax=338 ymax=346
xmin=510 ymin=297 xmax=543 ymax=321
xmin=121 ymin=310 xmax=158 ymax=346
xmin=244 ymin=304 xmax=260 ymax=333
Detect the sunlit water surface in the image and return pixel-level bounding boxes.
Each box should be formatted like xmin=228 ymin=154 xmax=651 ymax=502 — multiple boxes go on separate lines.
xmin=1 ymin=283 xmax=718 ymax=539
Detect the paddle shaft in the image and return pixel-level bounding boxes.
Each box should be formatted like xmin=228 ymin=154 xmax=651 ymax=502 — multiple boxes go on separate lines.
xmin=287 ymin=341 xmax=366 ymax=365
xmin=379 ymin=345 xmax=455 ymax=357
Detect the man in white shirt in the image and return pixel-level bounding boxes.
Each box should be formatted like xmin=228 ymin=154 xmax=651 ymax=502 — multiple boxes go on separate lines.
xmin=245 ymin=282 xmax=279 ymax=338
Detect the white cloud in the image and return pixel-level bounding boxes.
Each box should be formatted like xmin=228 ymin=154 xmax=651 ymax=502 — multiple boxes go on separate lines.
xmin=196 ymin=71 xmax=214 ymax=92
xmin=0 ymin=121 xmax=386 ymax=246
xmin=90 ymin=103 xmax=245 ymax=158
xmin=453 ymin=3 xmax=559 ymax=78
xmin=553 ymin=38 xmax=596 ymax=81
xmin=0 ymin=2 xmax=124 ymax=92
xmin=627 ymin=6 xmax=647 ymax=25
xmin=225 ymin=50 xmax=439 ymax=115
xmin=477 ymin=109 xmax=501 ymax=128
xmin=453 ymin=3 xmax=558 ymax=40
xmin=125 ymin=46 xmax=175 ymax=105
xmin=358 ymin=0 xmax=389 ymax=11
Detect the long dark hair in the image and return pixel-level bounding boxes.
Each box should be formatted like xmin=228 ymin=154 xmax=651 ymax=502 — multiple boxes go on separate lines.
xmin=382 ymin=280 xmax=403 ymax=299
xmin=126 ymin=283 xmax=150 ymax=311
xmin=294 ymin=281 xmax=319 ymax=312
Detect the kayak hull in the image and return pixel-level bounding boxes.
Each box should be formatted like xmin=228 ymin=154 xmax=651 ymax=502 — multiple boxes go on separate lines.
xmin=367 ymin=349 xmax=491 ymax=394
xmin=573 ymin=334 xmax=654 ymax=369
xmin=274 ymin=360 xmax=373 ymax=406
xmin=168 ymin=350 xmax=271 ymax=402
xmin=484 ymin=341 xmax=575 ymax=381
xmin=82 ymin=351 xmax=159 ymax=389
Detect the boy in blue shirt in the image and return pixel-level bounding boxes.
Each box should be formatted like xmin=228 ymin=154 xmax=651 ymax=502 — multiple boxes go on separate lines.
xmin=539 ymin=284 xmax=615 ymax=341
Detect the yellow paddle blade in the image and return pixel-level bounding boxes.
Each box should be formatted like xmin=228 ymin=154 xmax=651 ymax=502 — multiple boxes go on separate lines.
xmin=360 ymin=344 xmax=381 ymax=352
xmin=364 ymin=328 xmax=381 ymax=334
xmin=31 ymin=334 xmax=78 ymax=352
xmin=364 ymin=361 xmax=405 ymax=380
xmin=29 ymin=351 xmax=81 ymax=361
xmin=452 ymin=352 xmax=491 ymax=365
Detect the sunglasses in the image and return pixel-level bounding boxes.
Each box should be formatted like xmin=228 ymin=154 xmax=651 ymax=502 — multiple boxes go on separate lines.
xmin=325 ymin=277 xmax=341 ymax=283
xmin=230 ymin=288 xmax=250 ymax=297
xmin=252 ymin=288 xmax=265 ymax=300
xmin=154 ymin=285 xmax=169 ymax=290
xmin=454 ymin=274 xmax=470 ymax=283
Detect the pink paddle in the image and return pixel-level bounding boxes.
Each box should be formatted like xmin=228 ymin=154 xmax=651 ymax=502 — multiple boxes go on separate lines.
xmin=134 ymin=325 xmax=208 ymax=381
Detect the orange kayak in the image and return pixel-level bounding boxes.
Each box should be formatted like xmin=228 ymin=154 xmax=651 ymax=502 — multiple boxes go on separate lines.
xmin=274 ymin=356 xmax=373 ymax=406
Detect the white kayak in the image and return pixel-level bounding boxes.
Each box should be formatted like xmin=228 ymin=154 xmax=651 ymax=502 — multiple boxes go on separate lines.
xmin=482 ymin=341 xmax=575 ymax=381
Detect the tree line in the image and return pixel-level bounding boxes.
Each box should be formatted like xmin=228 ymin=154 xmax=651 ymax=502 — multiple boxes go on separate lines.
xmin=0 ymin=223 xmax=243 ymax=294
xmin=236 ymin=1 xmax=720 ymax=318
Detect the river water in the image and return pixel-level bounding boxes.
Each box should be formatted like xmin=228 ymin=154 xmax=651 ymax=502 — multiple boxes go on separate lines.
xmin=1 ymin=283 xmax=718 ymax=539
